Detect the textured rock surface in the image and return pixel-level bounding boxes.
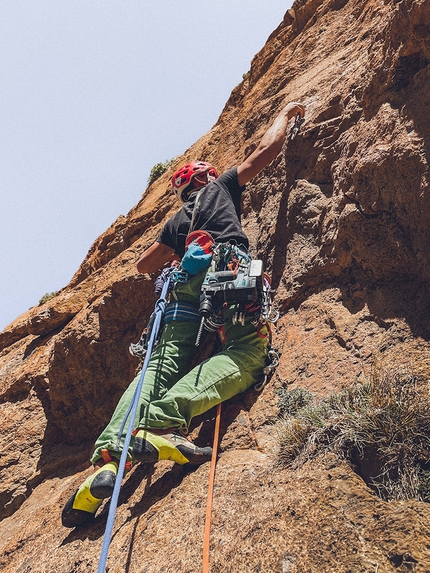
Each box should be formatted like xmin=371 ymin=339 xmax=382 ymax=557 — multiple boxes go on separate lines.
xmin=1 ymin=0 xmax=430 ymax=571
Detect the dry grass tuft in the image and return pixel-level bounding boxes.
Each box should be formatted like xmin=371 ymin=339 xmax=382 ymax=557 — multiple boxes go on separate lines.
xmin=276 ymin=366 xmax=430 ymax=501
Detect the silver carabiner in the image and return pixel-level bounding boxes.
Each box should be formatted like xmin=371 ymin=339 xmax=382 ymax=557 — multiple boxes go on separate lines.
xmin=289 ymin=113 xmax=305 ymax=141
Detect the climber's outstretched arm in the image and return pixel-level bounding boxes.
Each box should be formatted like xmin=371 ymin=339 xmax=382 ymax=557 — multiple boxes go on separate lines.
xmin=237 ymin=101 xmax=305 ymax=186
xmin=137 ymin=241 xmax=175 ymax=274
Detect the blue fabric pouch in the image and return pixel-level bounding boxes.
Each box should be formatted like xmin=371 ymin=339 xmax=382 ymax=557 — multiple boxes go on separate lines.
xmin=181 ymin=241 xmax=212 ymax=275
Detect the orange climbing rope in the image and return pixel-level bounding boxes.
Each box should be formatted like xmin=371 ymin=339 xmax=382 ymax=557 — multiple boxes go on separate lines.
xmin=202 ymin=402 xmax=222 ymax=573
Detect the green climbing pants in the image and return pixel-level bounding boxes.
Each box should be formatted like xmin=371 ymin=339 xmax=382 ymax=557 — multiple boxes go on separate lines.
xmin=91 ymin=270 xmax=268 ymax=464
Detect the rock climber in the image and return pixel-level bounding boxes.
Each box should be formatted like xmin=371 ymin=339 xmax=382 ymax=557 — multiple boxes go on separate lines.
xmin=62 ymin=101 xmax=305 ymax=528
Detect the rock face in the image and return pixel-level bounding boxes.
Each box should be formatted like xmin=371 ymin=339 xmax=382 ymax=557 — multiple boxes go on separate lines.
xmin=1 ymin=0 xmax=430 ymax=571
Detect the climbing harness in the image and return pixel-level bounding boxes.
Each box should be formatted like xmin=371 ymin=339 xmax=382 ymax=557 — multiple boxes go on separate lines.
xmin=97 ymin=270 xmax=173 ymax=573
xmin=289 ymin=112 xmax=305 ymax=141
xmin=164 ymin=300 xmax=201 ymax=324
xmin=195 ymin=242 xmax=277 ymax=346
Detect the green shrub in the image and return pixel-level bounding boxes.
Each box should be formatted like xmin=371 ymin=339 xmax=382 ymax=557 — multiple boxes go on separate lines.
xmin=147 ymin=158 xmax=176 ymax=185
xmin=38 ymin=291 xmax=58 ymax=305
xmin=276 ymin=367 xmax=430 ymax=502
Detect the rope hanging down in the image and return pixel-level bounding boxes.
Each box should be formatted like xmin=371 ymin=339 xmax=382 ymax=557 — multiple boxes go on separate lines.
xmin=97 ymin=272 xmax=173 ymax=573
xmin=202 ymin=402 xmax=222 ymax=573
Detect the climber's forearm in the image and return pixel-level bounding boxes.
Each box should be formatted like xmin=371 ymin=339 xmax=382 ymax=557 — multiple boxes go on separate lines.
xmin=237 ymin=101 xmax=305 ymax=186
xmin=137 ymin=241 xmax=176 ymax=274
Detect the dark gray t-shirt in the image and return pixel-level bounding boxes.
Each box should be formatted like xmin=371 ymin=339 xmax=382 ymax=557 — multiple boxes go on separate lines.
xmin=157 ymin=167 xmax=248 ymax=258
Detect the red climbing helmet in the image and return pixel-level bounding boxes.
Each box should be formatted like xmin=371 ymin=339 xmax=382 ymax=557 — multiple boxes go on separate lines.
xmin=171 ymin=161 xmax=218 ymax=203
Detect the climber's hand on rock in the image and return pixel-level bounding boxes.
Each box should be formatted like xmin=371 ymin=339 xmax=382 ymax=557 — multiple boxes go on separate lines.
xmin=237 ymin=101 xmax=306 ymax=185
xmin=283 ymin=102 xmax=306 ymax=120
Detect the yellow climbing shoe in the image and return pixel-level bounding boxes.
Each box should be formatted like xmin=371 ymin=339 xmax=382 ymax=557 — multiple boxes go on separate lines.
xmin=61 ymin=461 xmax=117 ymax=528
xmin=132 ymin=429 xmax=212 ymax=465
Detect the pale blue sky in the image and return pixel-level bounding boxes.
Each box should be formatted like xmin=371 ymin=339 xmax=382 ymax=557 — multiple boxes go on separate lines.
xmin=1 ymin=1 xmax=293 ymax=331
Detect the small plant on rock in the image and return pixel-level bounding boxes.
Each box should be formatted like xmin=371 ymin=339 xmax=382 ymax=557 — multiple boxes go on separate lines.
xmin=38 ymin=291 xmax=58 ymax=305
xmin=147 ymin=158 xmax=177 ymax=185
xmin=276 ymin=366 xmax=430 ymax=502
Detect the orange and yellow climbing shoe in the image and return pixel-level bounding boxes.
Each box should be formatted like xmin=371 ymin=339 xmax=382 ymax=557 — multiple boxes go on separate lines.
xmin=61 ymin=461 xmax=117 ymax=528
xmin=132 ymin=429 xmax=212 ymax=465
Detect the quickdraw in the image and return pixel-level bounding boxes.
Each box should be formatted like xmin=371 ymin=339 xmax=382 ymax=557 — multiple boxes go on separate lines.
xmin=255 ymin=348 xmax=280 ymax=392
xmin=289 ymin=112 xmax=305 ymax=141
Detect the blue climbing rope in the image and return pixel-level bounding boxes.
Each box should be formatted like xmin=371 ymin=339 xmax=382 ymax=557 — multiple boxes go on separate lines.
xmin=97 ymin=272 xmax=172 ymax=573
